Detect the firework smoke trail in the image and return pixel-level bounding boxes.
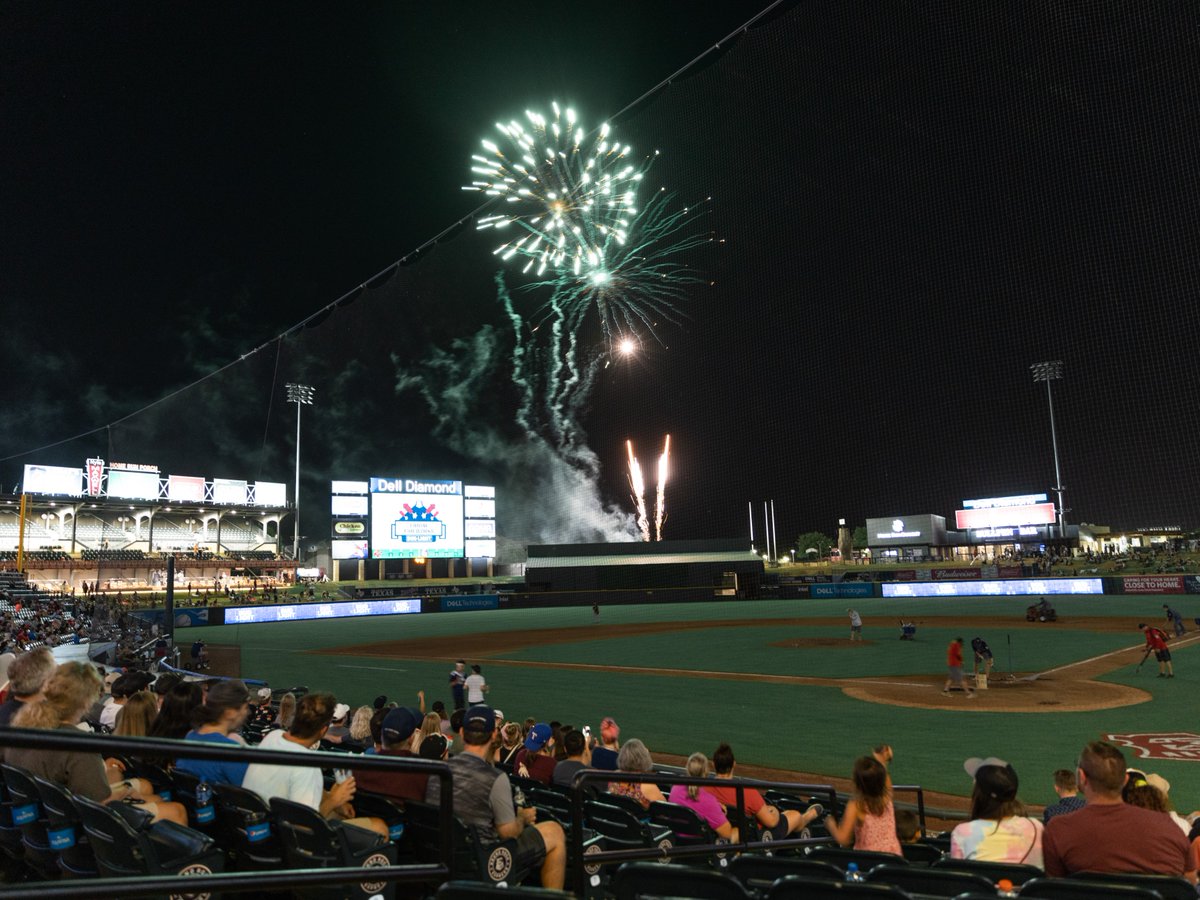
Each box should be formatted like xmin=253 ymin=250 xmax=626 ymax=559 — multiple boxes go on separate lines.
xmin=654 ymin=434 xmax=670 ymax=541
xmin=626 ymin=440 xmax=651 ymax=542
xmin=467 ymin=104 xmax=710 ymax=345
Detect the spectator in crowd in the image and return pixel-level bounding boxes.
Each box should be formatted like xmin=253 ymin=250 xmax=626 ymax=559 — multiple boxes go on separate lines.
xmin=175 ymin=680 xmax=252 ymax=786
xmin=448 ymin=708 xmax=465 ymax=756
xmin=497 ymin=721 xmax=524 ymax=769
xmin=246 ymin=686 xmax=276 ymax=731
xmin=419 ymin=733 xmax=449 ymax=761
xmin=112 ymin=690 xmax=157 ymax=737
xmin=895 ymin=809 xmax=922 ymax=843
xmin=514 ymin=723 xmax=557 ymax=784
xmin=410 ymin=712 xmax=442 ymax=753
xmin=950 ymin=757 xmax=1043 ymax=867
xmin=1043 ymin=741 xmax=1195 ymax=882
xmin=465 ymin=664 xmax=488 ymax=705
xmin=364 ymin=707 xmax=388 ymax=755
xmin=149 ymin=681 xmax=204 ymax=742
xmin=873 ymin=744 xmax=895 ymax=769
xmin=7 ymin=661 xmax=187 ymax=825
xmin=669 ymin=752 xmax=739 ymax=840
xmin=151 ymin=672 xmax=183 ymax=709
xmin=274 ymin=692 xmax=297 ymax=731
xmin=242 ymin=692 xmax=388 ymax=837
xmin=705 ymin=743 xmax=823 ymax=839
xmin=348 ymin=705 xmax=373 ymax=746
xmin=552 ymin=729 xmax=592 ymax=789
xmin=1043 ymin=768 xmax=1085 ymax=823
xmin=353 ymin=706 xmax=430 ymax=804
xmin=824 ymin=756 xmax=902 ymax=855
xmin=100 ymin=671 xmax=154 ymax=730
xmin=1126 ymin=770 xmax=1191 ymax=835
xmin=0 ymin=647 xmax=56 ymax=727
xmin=425 ymin=705 xmax=565 ymax=890
xmin=324 ymin=703 xmax=352 ymax=743
xmin=590 ymin=717 xmax=620 ymax=771
xmin=608 ymin=738 xmax=667 ymax=810
xmin=431 ymin=700 xmax=452 ymax=735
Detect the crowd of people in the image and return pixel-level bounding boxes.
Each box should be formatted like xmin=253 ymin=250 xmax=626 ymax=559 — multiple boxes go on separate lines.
xmin=0 ymin=644 xmax=1198 ymax=892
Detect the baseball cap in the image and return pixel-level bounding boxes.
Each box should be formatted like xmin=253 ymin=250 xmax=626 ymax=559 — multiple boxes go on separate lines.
xmin=524 ymin=723 xmax=552 ymax=751
xmin=463 ymin=705 xmax=496 ymax=733
xmin=419 ymin=733 xmax=449 ymax=759
xmin=373 ymin=694 xmax=388 ymax=709
xmin=600 ymin=717 xmax=619 ymax=742
xmin=256 ymin=686 xmax=272 ymax=700
xmin=964 ymin=757 xmax=1019 ymax=800
xmin=333 ymin=703 xmax=350 ymax=721
xmin=111 ymin=671 xmax=154 ymax=698
xmin=381 ymin=707 xmax=420 ymax=743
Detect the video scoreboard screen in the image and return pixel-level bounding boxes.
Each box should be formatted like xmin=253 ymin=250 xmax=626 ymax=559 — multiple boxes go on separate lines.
xmin=369 ymin=477 xmax=465 ymax=559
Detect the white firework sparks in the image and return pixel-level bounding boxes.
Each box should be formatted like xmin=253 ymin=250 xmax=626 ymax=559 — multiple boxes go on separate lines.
xmin=465 ymin=103 xmax=647 ymax=284
xmin=654 ymin=434 xmax=670 ymax=542
xmin=626 ymin=439 xmax=651 ymax=542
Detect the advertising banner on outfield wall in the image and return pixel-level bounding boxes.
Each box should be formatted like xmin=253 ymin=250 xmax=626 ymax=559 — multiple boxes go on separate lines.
xmin=440 ymin=595 xmax=500 ymax=611
xmin=1123 ymin=575 xmax=1185 ymax=594
xmin=933 ymin=568 xmax=980 ymax=580
xmin=810 ymin=583 xmax=875 ymax=598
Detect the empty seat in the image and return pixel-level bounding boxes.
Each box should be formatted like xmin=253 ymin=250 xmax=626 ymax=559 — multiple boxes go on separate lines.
xmin=809 ymin=845 xmax=908 ymax=874
xmin=898 ymin=840 xmax=943 ymax=864
xmin=1018 ymin=876 xmax=1162 ymax=899
xmin=1068 ymin=871 xmax=1198 ymax=900
xmin=210 ymin=782 xmax=283 ymax=871
xmin=765 ymin=875 xmax=913 ymax=899
xmin=585 ymin=800 xmax=674 ymax=857
xmin=610 ymin=861 xmax=754 ymax=900
xmin=436 ymin=881 xmax=572 ymax=900
xmin=728 ymin=854 xmax=844 ymax=893
xmin=933 ymin=856 xmax=1040 ymax=886
xmin=866 ymin=862 xmax=995 ymax=897
xmin=647 ymin=800 xmax=731 ymax=868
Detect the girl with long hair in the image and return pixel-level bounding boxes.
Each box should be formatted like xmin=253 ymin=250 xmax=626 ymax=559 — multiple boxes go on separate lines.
xmin=824 ymin=756 xmax=902 ymax=854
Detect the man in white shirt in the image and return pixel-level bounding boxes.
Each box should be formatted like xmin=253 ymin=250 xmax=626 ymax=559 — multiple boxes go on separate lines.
xmin=465 ymin=664 xmax=488 ymax=704
xmin=242 ymin=692 xmax=387 ymax=837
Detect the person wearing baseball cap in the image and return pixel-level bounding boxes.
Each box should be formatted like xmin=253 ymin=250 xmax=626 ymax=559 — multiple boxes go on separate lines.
xmin=352 ymin=706 xmax=430 ymax=804
xmin=950 ymin=757 xmax=1043 ymax=867
xmin=513 ymin=723 xmax=556 ymax=784
xmin=426 ymin=706 xmax=566 ymax=889
xmin=100 ymin=671 xmax=155 ymax=730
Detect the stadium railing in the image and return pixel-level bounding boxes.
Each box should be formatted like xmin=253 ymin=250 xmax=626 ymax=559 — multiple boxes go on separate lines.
xmin=0 ymin=726 xmax=452 ymax=898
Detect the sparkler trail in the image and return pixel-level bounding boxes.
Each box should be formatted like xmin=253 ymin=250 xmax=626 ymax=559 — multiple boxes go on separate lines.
xmin=654 ymin=434 xmax=670 ymax=541
xmin=626 ymin=439 xmax=651 ymax=542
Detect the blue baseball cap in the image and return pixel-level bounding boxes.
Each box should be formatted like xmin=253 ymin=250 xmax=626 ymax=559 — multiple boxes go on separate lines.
xmin=524 ymin=723 xmax=552 ymax=751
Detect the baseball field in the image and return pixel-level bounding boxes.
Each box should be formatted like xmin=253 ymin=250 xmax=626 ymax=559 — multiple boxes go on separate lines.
xmin=180 ymin=593 xmax=1200 ymax=813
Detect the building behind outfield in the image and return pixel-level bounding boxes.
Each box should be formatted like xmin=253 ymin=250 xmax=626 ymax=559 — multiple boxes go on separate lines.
xmin=524 ymin=539 xmax=764 ymax=595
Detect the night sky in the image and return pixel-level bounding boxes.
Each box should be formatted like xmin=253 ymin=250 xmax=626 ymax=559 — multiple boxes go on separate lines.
xmin=3 ymin=2 xmax=1200 ymax=554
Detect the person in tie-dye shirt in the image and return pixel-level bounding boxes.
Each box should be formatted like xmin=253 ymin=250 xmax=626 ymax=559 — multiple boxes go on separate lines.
xmin=950 ymin=757 xmax=1043 ymax=869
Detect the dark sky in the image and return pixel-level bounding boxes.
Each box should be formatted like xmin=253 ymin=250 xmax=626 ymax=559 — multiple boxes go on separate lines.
xmin=3 ymin=2 xmax=1200 ymax=550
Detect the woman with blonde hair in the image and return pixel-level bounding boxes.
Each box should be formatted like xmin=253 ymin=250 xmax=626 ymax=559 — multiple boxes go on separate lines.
xmin=275 ymin=692 xmax=296 ymax=731
xmin=348 ymin=705 xmax=373 ymax=744
xmin=498 ymin=721 xmax=523 ymax=769
xmin=8 ymin=662 xmax=187 ymax=825
xmin=667 ymin=752 xmax=738 ymax=840
xmin=410 ymin=712 xmax=442 ymax=753
xmin=112 ymin=690 xmax=157 ymax=737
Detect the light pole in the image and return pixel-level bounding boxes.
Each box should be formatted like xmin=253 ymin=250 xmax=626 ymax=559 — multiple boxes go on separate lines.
xmin=285 ymin=383 xmax=315 ymax=561
xmin=1030 ymin=361 xmax=1066 ymax=540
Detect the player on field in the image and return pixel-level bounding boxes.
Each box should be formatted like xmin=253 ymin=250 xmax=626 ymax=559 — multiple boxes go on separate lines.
xmin=1139 ymin=623 xmax=1174 ymax=678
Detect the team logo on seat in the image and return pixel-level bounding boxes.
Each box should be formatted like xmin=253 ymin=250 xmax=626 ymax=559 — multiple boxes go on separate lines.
xmin=487 ymin=845 xmax=513 ymax=881
xmin=169 ymin=862 xmax=213 ymax=900
xmin=360 ymin=852 xmax=391 ymax=893
xmin=584 ymin=841 xmax=602 ymax=875
xmin=1107 ymin=732 xmax=1200 ymax=761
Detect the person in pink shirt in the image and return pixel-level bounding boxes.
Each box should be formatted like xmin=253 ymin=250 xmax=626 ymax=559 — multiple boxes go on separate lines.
xmin=824 ymin=756 xmax=902 ymax=855
xmin=667 ymin=753 xmax=737 ymax=841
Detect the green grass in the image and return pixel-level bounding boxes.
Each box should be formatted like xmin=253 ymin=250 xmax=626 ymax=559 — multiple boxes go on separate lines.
xmin=183 ymin=595 xmax=1200 ymax=805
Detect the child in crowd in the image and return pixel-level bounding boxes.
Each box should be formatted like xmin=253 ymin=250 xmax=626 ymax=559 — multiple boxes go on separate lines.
xmin=824 ymin=756 xmax=902 ymax=855
xmin=895 ymin=808 xmax=922 ymax=843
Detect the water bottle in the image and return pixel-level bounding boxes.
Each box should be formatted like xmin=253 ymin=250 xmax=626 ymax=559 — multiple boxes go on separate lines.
xmin=845 ymin=862 xmax=864 ymax=883
xmin=195 ymin=782 xmax=212 ymax=806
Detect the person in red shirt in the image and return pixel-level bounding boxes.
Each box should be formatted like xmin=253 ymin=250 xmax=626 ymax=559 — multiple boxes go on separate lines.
xmin=703 ymin=743 xmax=823 ymax=839
xmin=513 ymin=723 xmax=557 ymax=784
xmin=943 ymin=637 xmax=975 ymax=696
xmin=1139 ymin=623 xmax=1174 ymax=678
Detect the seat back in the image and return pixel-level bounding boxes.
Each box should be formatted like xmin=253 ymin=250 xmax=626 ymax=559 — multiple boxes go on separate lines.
xmin=898 ymin=840 xmax=943 ymax=865
xmin=866 ymin=862 xmax=995 ymax=897
xmin=648 ymin=800 xmax=729 ymax=867
xmin=932 ymin=855 xmax=1040 ymax=885
xmin=1070 ymin=871 xmax=1199 ymax=900
xmin=437 ymin=880 xmax=573 ymax=900
xmin=765 ymin=875 xmax=912 ymax=899
xmin=32 ymin=775 xmax=98 ymax=876
xmin=170 ymin=768 xmax=219 ymax=831
xmin=269 ymin=797 xmax=396 ymax=900
xmin=610 ymin=861 xmax=752 ymax=900
xmin=71 ymin=792 xmax=155 ymax=877
xmin=585 ymin=800 xmax=671 ymax=854
xmin=0 ymin=763 xmax=58 ymax=877
xmin=210 ymin=782 xmax=282 ymax=868
xmin=727 ymin=854 xmax=843 ymax=892
xmin=809 ymin=845 xmax=908 ymax=874
xmin=1018 ymin=876 xmax=1162 ymax=899
xmin=599 ymin=791 xmax=652 ymax=820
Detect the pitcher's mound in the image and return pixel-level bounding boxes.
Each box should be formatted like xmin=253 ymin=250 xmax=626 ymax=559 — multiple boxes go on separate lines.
xmin=844 ymin=674 xmax=1150 ymax=712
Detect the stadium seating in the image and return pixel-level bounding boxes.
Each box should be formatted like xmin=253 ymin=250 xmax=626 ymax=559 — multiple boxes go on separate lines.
xmin=610 ymin=861 xmax=754 ymax=900
xmin=1067 ymin=871 xmax=1199 ymax=900
xmin=1018 ymin=877 xmax=1162 ymax=899
xmin=933 ymin=856 xmax=1041 ymax=885
xmin=31 ymin=774 xmax=99 ymax=877
xmin=0 ymin=764 xmax=60 ymax=879
xmin=865 ymin=862 xmax=996 ymax=897
xmin=270 ymin=797 xmax=398 ymax=900
xmin=727 ymin=854 xmax=845 ymax=892
xmin=809 ymin=845 xmax=911 ymax=874
xmin=765 ymin=875 xmax=912 ymax=898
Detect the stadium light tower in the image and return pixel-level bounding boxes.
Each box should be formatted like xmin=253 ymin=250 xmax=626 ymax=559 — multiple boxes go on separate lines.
xmin=1030 ymin=361 xmax=1066 ymax=539
xmin=285 ymin=383 xmax=315 ymax=560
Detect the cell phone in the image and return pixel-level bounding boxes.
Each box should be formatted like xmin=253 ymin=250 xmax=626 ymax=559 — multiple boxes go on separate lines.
xmin=583 ymin=725 xmax=591 ymax=739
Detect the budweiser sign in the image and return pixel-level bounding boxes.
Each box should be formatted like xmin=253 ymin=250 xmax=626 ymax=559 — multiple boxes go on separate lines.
xmin=1107 ymin=732 xmax=1200 ymax=761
